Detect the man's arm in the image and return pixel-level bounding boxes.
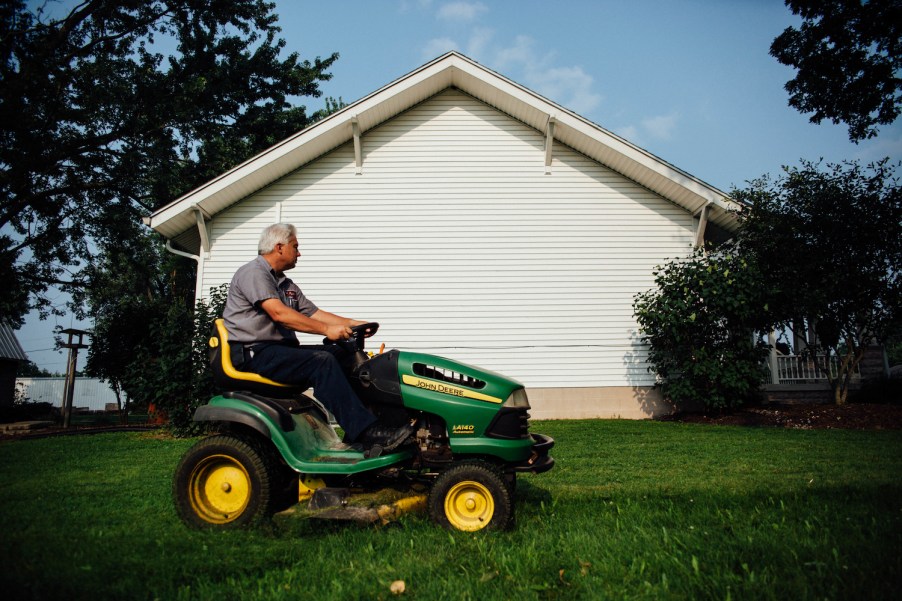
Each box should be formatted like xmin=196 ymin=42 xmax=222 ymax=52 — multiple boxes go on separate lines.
xmin=310 ymin=309 xmax=367 ymax=328
xmin=259 ymin=299 xmax=363 ymax=340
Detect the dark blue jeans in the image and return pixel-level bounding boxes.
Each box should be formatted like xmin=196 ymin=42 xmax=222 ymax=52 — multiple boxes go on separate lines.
xmin=242 ymin=343 xmax=377 ymax=441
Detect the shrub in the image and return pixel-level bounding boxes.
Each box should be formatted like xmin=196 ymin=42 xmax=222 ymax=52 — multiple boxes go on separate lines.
xmin=0 ymin=401 xmax=58 ymax=424
xmin=633 ymin=247 xmax=772 ymax=412
xmin=159 ymin=284 xmax=229 ymax=436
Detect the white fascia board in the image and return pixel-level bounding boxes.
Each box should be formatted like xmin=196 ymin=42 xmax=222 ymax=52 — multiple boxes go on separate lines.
xmin=147 ymin=51 xmax=741 ymax=238
xmin=148 ymin=121 xmax=347 ymax=236
xmin=148 ymin=55 xmax=460 ymax=238
xmin=544 ymin=104 xmax=732 ymax=212
xmin=446 ymin=55 xmax=740 ymax=230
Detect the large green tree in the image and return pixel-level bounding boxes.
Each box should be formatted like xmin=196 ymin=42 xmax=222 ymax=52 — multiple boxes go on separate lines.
xmin=71 ymin=222 xmax=194 ymax=424
xmin=734 ymin=159 xmax=902 ymax=405
xmin=771 ymin=0 xmax=902 ymax=142
xmin=635 ymin=161 xmax=901 ymax=410
xmin=72 ymin=223 xmax=228 ymax=431
xmin=0 ymin=0 xmax=338 ymax=326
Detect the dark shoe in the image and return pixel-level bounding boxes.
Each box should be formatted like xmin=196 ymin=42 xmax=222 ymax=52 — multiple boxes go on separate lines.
xmin=357 ymin=421 xmax=414 ymax=451
xmin=365 ymin=444 xmax=384 ymax=459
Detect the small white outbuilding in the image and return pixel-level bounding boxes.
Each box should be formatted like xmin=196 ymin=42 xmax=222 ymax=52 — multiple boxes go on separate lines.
xmin=145 ymin=52 xmax=741 ymax=420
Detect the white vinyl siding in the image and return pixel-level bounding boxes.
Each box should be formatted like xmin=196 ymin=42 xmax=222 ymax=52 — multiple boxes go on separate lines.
xmin=202 ymin=90 xmax=694 ymax=388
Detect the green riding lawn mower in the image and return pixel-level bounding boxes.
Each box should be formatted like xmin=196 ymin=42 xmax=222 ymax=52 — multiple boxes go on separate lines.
xmin=172 ymin=320 xmax=554 ymax=532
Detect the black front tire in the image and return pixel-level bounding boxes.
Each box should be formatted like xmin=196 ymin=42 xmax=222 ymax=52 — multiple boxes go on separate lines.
xmin=428 ymin=461 xmax=512 ymax=532
xmin=173 ymin=434 xmax=287 ymax=529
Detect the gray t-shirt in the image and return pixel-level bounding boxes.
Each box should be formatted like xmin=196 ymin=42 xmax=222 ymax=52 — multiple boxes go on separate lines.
xmin=222 ymin=255 xmax=318 ymax=345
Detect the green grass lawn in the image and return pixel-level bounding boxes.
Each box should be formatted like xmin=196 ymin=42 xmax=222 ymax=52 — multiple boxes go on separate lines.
xmin=1 ymin=420 xmax=900 ymax=600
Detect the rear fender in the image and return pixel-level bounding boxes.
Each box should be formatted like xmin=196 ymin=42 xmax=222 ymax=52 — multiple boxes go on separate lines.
xmin=194 ymin=404 xmax=272 ymax=440
xmin=192 ymin=395 xmax=412 ymax=475
xmin=193 ymin=396 xmax=299 ymax=461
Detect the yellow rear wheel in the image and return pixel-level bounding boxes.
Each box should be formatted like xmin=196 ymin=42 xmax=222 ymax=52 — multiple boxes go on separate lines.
xmin=188 ymin=454 xmax=252 ymax=524
xmin=429 ymin=461 xmax=512 ymax=531
xmin=173 ymin=435 xmax=285 ymax=529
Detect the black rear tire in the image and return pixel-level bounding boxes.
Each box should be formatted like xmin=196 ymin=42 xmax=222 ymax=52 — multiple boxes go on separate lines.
xmin=173 ymin=434 xmax=288 ymax=529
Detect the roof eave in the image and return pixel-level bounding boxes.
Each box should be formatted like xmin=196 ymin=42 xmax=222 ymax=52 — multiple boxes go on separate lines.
xmin=146 ymin=52 xmax=741 ymax=239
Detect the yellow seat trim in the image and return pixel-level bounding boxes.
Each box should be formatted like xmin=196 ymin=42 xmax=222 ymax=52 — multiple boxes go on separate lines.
xmin=213 ymin=319 xmax=290 ymax=388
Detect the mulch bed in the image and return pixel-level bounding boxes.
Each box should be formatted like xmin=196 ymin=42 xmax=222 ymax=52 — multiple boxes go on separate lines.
xmin=660 ymin=403 xmax=902 ymax=430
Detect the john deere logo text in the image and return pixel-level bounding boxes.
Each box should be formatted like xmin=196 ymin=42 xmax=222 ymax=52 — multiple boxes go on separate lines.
xmin=401 ymin=375 xmax=503 ymax=404
xmin=452 ymin=424 xmax=475 ymax=435
xmin=416 ymin=379 xmax=465 ymax=397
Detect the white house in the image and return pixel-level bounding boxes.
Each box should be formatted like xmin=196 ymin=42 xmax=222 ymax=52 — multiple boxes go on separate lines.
xmin=145 ymin=52 xmax=741 ymax=420
xmin=16 ymin=377 xmax=119 ymax=412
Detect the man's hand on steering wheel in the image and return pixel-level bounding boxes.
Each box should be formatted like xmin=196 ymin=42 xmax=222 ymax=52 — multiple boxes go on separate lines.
xmin=324 ymin=324 xmax=352 ymax=341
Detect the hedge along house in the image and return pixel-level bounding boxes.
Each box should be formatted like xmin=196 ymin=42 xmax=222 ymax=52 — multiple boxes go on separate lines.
xmin=145 ymin=52 xmax=740 ymax=420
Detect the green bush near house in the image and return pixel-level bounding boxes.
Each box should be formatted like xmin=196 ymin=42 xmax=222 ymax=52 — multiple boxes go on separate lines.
xmin=1 ymin=420 xmax=899 ymax=600
xmin=0 ymin=401 xmax=58 ymax=424
xmin=634 ymin=248 xmax=773 ymax=412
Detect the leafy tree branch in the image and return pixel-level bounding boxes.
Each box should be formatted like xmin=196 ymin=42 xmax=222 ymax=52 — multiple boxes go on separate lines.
xmin=0 ymin=0 xmax=338 ymax=326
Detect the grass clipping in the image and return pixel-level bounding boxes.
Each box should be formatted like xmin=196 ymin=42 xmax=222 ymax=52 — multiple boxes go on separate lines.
xmin=275 ymin=487 xmax=427 ymax=526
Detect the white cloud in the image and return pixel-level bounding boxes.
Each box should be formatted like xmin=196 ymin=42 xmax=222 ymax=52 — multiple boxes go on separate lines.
xmin=419 ymin=11 xmax=604 ymax=118
xmin=616 ymin=125 xmax=640 ymax=142
xmin=613 ymin=113 xmax=680 ymax=146
xmin=437 ymin=1 xmax=488 ymax=22
xmin=465 ymin=27 xmax=493 ymax=62
xmin=421 ymin=37 xmax=460 ymax=61
xmin=400 ymin=0 xmax=434 ymax=12
xmin=529 ymin=65 xmax=602 ymax=115
xmin=494 ymin=35 xmax=536 ymax=71
xmin=423 ymin=28 xmax=493 ymax=64
xmin=492 ymin=36 xmax=602 ymax=116
xmin=641 ymin=113 xmax=679 ymax=141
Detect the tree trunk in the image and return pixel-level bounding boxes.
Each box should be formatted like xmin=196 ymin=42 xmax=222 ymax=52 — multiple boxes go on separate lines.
xmin=113 ymin=383 xmax=128 ymax=425
xmin=833 ymin=382 xmax=847 ymax=406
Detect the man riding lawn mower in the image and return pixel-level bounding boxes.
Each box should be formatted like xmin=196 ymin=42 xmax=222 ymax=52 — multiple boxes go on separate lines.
xmin=173 ymin=320 xmax=554 ymax=531
xmin=172 ymin=224 xmax=554 ymax=532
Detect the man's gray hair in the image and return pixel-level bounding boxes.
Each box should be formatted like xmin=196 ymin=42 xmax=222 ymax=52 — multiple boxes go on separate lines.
xmin=258 ymin=223 xmax=297 ymax=255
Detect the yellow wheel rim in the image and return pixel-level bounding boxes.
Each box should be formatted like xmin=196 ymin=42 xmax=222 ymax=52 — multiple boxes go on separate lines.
xmin=188 ymin=454 xmax=252 ymax=524
xmin=444 ymin=480 xmax=495 ymax=531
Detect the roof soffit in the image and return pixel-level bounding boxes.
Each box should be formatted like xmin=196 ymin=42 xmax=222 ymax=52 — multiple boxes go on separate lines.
xmin=147 ymin=52 xmax=739 ymax=239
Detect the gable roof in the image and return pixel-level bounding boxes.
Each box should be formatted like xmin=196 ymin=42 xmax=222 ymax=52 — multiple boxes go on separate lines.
xmin=145 ymin=51 xmax=740 ymax=240
xmin=0 ymin=323 xmax=28 ymax=362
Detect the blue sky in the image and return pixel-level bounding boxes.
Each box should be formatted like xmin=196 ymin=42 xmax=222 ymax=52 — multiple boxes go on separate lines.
xmin=16 ymin=0 xmax=901 ymax=372
xmin=277 ymin=0 xmax=900 ymax=190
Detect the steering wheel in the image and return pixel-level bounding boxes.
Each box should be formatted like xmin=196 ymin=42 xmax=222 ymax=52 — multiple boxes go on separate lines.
xmin=323 ymin=322 xmax=379 ymax=352
xmin=351 ymin=322 xmax=379 ymax=340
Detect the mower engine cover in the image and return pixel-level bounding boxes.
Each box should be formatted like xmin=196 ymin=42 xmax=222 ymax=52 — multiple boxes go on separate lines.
xmin=351 ymin=346 xmax=551 ymax=469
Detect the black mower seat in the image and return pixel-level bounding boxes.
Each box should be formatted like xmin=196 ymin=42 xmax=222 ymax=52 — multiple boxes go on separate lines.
xmin=208 ymin=318 xmax=309 ymax=399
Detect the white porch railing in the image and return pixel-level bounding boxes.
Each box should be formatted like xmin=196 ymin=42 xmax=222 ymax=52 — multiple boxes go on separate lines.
xmin=767 ymin=354 xmax=861 ymax=385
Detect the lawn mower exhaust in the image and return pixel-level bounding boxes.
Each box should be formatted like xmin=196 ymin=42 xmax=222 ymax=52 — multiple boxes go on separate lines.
xmin=173 ymin=321 xmax=554 ymax=532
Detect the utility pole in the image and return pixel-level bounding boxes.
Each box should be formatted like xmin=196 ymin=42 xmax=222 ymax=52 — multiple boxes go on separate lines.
xmin=60 ymin=329 xmax=90 ymax=429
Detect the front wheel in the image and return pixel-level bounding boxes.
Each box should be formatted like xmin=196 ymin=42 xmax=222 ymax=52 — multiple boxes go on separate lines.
xmin=428 ymin=461 xmax=512 ymax=532
xmin=173 ymin=435 xmax=286 ymax=529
